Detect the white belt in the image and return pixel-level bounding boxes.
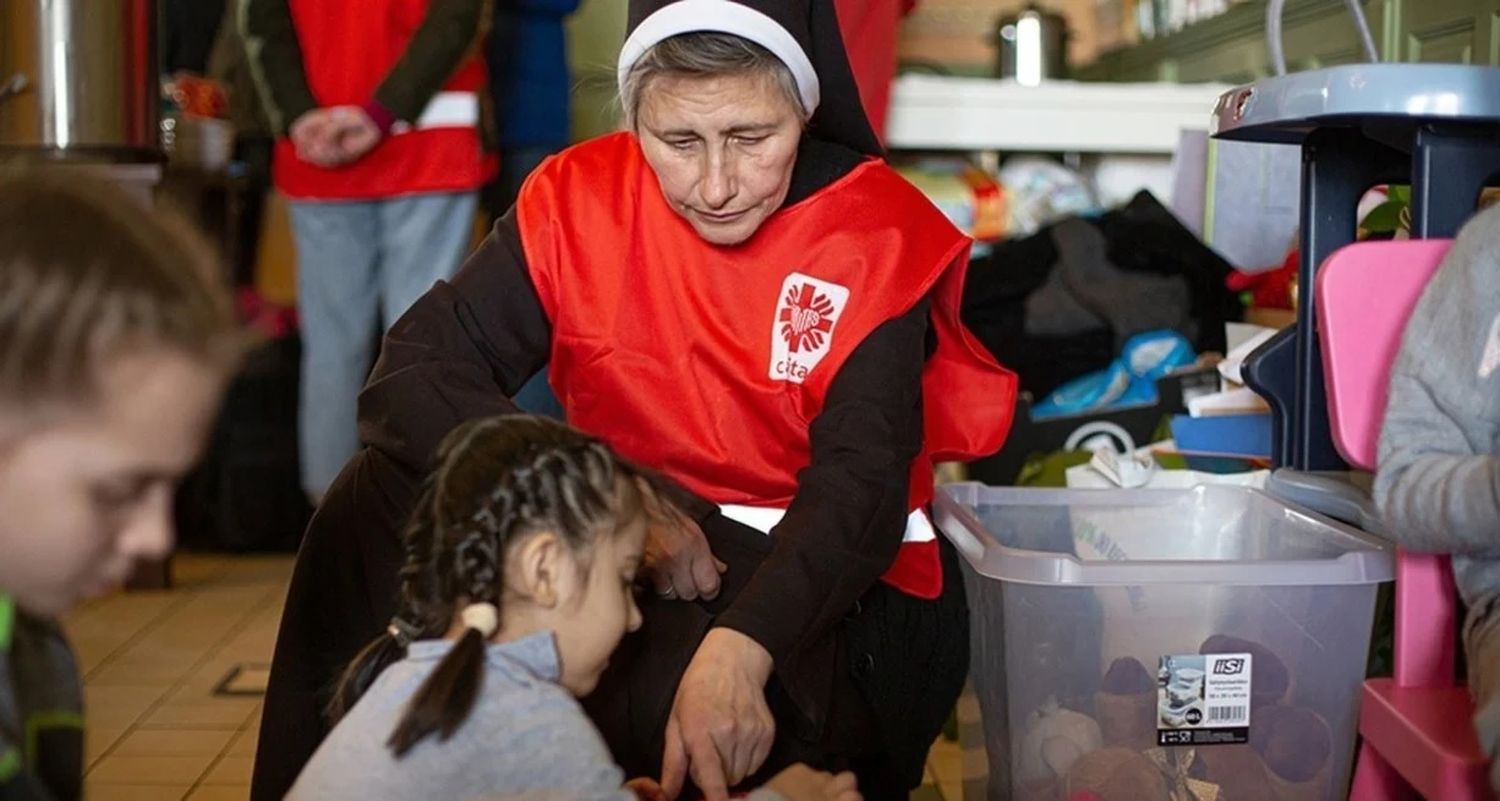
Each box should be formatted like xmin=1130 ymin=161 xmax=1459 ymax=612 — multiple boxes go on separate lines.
xmin=719 ymin=505 xmax=936 ymax=544
xmin=406 ymin=91 xmax=479 ymax=131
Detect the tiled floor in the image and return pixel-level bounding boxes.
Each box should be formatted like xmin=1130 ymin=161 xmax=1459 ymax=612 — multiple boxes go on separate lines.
xmin=66 ymin=554 xmax=285 ymax=801
xmin=64 ymin=553 xmax=967 ymax=801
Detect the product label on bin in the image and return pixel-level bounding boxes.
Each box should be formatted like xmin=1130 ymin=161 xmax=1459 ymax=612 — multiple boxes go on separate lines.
xmin=1156 ymin=653 xmax=1251 ymax=746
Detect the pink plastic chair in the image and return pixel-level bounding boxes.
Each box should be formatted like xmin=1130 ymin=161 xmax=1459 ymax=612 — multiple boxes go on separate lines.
xmin=1315 ymin=239 xmax=1494 ymax=799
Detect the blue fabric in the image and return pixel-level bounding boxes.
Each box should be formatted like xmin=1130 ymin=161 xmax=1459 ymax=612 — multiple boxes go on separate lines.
xmin=1032 ymin=330 xmax=1198 ymax=420
xmin=490 ymin=0 xmax=580 ymax=149
xmin=515 ymin=369 xmax=564 ymax=419
xmin=288 ymin=192 xmax=478 ymax=497
xmin=498 ymin=144 xmax=558 ymax=209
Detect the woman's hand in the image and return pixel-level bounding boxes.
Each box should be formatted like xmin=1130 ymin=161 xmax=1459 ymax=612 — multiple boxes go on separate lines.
xmin=325 ymin=105 xmax=383 ymax=163
xmin=289 ymin=109 xmax=342 ymax=167
xmin=661 ymin=628 xmax=776 ymax=801
xmin=288 ymin=106 xmax=382 ymax=167
xmin=764 ymin=765 xmax=862 ymax=801
xmin=641 ymin=492 xmax=726 ymax=601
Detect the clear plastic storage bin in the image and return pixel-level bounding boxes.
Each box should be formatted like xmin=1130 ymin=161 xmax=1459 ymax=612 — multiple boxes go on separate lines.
xmin=935 ymin=483 xmax=1394 ymax=801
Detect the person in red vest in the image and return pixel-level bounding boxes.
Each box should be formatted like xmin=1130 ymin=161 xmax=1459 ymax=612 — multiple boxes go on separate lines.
xmin=241 ymin=0 xmax=493 ymax=503
xmin=834 ymin=0 xmax=918 ymax=141
xmin=251 ymin=2 xmax=1016 ymax=800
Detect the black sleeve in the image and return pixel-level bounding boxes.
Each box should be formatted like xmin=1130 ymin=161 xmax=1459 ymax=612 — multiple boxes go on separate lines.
xmin=713 ymin=297 xmax=930 ymax=665
xmin=357 ymin=211 xmax=549 ymax=475
xmin=240 ymin=0 xmax=318 ymax=135
xmin=371 ymin=0 xmax=487 ymax=122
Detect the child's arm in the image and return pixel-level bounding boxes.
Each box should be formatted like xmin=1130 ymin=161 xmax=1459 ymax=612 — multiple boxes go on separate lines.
xmin=1376 ymin=204 xmax=1500 ymax=555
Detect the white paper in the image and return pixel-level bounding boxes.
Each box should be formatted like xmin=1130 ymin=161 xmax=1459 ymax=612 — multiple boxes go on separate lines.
xmin=1168 ymin=128 xmax=1209 ymax=239
xmin=1206 ymin=139 xmax=1302 ymax=271
xmin=1218 ymin=326 xmax=1278 ymax=385
xmin=1188 ymin=387 xmax=1271 ymax=418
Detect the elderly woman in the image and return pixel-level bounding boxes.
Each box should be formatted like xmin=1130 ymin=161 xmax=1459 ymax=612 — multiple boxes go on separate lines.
xmin=252 ymin=2 xmax=1015 ymax=800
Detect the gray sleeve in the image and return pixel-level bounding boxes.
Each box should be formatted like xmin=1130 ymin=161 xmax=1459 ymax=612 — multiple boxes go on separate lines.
xmin=487 ymin=785 xmax=787 ymax=800
xmin=472 ymin=695 xmax=639 ymax=801
xmin=485 ymin=790 xmax=636 ymax=801
xmin=474 ymin=701 xmax=791 ymax=801
xmin=487 ymin=791 xmax=785 ymax=801
xmin=1375 ymin=204 xmax=1500 ymax=555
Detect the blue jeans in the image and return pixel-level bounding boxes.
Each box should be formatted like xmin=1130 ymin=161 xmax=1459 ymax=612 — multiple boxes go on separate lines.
xmin=289 ymin=191 xmax=477 ymax=497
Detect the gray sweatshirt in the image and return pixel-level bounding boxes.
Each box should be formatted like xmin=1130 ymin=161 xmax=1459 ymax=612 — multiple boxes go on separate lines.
xmin=1376 ymin=204 xmax=1500 ymax=617
xmin=288 ymin=631 xmax=785 ymax=801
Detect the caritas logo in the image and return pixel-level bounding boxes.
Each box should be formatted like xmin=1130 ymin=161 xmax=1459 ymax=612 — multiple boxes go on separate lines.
xmin=768 ymin=272 xmax=850 ymax=384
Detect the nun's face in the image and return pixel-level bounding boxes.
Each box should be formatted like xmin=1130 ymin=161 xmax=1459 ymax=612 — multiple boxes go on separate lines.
xmin=636 ymin=71 xmax=803 ymax=246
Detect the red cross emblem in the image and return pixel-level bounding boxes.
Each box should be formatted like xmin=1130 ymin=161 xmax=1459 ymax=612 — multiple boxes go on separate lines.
xmin=778 ymin=283 xmax=838 ymax=353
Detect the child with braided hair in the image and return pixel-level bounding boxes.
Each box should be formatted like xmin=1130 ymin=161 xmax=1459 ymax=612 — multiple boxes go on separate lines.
xmin=287 ymin=415 xmax=861 ymax=801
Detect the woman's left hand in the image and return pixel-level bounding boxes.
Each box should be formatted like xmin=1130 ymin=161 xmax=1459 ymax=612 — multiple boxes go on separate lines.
xmin=660 ymin=628 xmax=776 ymax=801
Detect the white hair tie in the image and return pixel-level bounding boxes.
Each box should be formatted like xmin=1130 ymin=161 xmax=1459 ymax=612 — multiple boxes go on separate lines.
xmin=460 ymin=602 xmax=499 ymax=639
xmin=386 ymin=616 xmax=421 ymax=647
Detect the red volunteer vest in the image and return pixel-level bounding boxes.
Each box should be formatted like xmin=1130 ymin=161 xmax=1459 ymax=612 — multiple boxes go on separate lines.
xmin=273 ymin=0 xmax=493 ymax=200
xmin=518 ymin=133 xmax=1016 ymax=598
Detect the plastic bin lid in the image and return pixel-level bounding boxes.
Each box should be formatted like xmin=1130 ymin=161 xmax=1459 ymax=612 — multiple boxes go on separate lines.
xmin=1211 ymin=64 xmax=1500 ymax=145
xmin=935 ymin=482 xmax=1394 ymax=586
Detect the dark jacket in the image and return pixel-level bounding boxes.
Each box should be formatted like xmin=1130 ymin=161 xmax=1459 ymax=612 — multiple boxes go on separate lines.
xmin=489 ymin=0 xmax=580 ymax=150
xmin=250 ymin=138 xmax=970 ymax=801
xmin=0 ymin=599 xmax=83 ymax=801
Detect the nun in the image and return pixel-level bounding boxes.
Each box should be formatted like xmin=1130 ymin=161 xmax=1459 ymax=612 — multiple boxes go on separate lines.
xmin=251 ymin=2 xmax=1016 ymax=799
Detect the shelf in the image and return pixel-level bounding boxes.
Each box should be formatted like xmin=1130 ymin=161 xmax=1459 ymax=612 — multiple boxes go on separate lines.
xmin=885 ymin=75 xmax=1234 ymax=154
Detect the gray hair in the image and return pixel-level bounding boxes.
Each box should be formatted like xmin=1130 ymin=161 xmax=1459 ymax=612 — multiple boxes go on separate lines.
xmin=619 ymin=32 xmax=808 ymax=130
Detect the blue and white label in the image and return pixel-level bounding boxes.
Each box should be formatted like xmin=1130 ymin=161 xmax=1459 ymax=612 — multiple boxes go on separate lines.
xmin=1157 ymin=652 xmax=1252 ymax=746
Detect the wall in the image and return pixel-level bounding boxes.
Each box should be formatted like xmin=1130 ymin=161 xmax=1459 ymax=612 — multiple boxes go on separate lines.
xmin=563 ymin=0 xmax=1111 ymax=90
xmin=897 ymin=0 xmax=1112 ymax=75
xmin=560 ymin=0 xmax=1124 ymax=131
xmin=565 ymin=0 xmax=627 ymax=141
xmin=1076 ymin=0 xmax=1500 ymax=82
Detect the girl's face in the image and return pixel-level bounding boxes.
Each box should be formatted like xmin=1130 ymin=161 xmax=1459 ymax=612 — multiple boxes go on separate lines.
xmin=0 ymin=349 xmax=225 ymax=617
xmin=550 ymin=516 xmax=646 ymax=696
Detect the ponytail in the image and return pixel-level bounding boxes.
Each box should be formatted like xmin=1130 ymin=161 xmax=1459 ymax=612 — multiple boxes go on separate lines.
xmin=353 ymin=415 xmax=651 ymax=756
xmin=387 ymin=602 xmax=499 ymax=756
xmin=326 ymin=617 xmax=422 ymax=724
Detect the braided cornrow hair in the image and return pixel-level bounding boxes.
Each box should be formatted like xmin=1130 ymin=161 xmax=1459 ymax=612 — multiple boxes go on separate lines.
xmin=327 ymin=415 xmax=656 ymax=756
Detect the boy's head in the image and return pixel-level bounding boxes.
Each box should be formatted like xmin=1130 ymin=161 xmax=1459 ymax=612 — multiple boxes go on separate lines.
xmin=0 ymin=171 xmax=241 ymax=616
